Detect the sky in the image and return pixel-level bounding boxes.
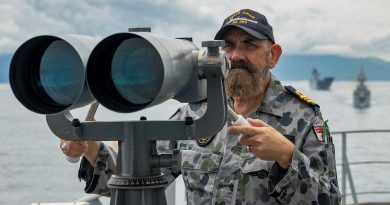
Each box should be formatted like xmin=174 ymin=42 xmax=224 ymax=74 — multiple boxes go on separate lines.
xmin=1 ymin=0 xmax=390 ymax=60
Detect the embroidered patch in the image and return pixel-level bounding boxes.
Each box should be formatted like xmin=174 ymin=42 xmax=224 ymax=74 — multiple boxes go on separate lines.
xmin=313 ymin=120 xmax=330 ymax=143
xmin=313 ymin=125 xmax=325 ymax=142
xmin=196 ymin=135 xmax=215 ymax=147
xmin=314 ymin=125 xmax=323 ymax=133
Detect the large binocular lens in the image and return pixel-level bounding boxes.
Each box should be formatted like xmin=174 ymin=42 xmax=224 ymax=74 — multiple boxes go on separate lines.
xmin=9 ymin=35 xmax=99 ymax=114
xmin=40 ymin=40 xmax=84 ymax=105
xmin=111 ymin=38 xmax=163 ymax=105
xmin=87 ymin=32 xmax=201 ymax=113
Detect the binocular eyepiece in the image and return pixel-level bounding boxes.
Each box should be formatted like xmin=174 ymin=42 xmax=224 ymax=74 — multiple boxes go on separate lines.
xmin=10 ymin=32 xmax=211 ymax=114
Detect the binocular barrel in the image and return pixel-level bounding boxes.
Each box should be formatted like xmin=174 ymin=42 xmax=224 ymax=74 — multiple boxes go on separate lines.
xmin=10 ymin=32 xmax=205 ymax=114
xmin=9 ymin=35 xmax=99 ymax=114
xmin=87 ymin=32 xmax=202 ymax=113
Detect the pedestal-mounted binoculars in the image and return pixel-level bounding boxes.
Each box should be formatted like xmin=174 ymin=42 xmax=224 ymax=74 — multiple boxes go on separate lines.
xmin=9 ymin=28 xmax=229 ymax=205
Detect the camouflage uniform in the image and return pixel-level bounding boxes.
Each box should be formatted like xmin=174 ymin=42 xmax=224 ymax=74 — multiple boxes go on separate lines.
xmin=79 ymin=75 xmax=341 ymax=204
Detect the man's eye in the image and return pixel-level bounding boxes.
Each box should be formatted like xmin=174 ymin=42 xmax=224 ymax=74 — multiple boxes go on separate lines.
xmin=222 ymin=44 xmax=233 ymax=50
xmin=244 ymin=42 xmax=256 ymax=47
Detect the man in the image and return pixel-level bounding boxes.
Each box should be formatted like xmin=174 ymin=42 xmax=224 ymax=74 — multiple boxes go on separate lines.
xmin=61 ymin=9 xmax=341 ymax=204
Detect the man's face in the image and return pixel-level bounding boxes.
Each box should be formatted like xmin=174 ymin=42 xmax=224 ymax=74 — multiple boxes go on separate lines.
xmin=221 ymin=28 xmax=272 ymax=98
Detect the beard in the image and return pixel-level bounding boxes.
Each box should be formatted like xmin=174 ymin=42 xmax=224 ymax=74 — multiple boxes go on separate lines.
xmin=225 ymin=60 xmax=270 ymax=98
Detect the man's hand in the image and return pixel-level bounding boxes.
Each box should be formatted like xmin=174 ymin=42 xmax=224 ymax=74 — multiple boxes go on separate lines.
xmin=228 ymin=118 xmax=294 ymax=168
xmin=60 ymin=140 xmax=100 ymax=165
xmin=60 ymin=140 xmax=88 ymax=158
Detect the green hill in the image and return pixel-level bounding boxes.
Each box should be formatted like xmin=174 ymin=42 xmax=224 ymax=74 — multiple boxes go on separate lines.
xmin=1 ymin=54 xmax=390 ymax=83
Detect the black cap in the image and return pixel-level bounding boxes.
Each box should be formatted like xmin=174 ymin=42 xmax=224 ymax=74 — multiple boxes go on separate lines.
xmin=215 ymin=9 xmax=275 ymax=44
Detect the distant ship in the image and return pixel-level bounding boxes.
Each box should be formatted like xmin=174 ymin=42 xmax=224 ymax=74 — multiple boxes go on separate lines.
xmin=353 ymin=69 xmax=370 ymax=109
xmin=310 ymin=68 xmax=334 ymax=90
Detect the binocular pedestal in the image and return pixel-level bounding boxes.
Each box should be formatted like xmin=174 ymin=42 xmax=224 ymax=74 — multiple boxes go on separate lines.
xmin=109 ymin=175 xmax=167 ymax=205
xmin=108 ymin=133 xmax=177 ymax=205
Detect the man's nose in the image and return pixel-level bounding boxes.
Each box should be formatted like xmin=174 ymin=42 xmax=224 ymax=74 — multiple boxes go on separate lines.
xmin=229 ymin=47 xmax=245 ymax=61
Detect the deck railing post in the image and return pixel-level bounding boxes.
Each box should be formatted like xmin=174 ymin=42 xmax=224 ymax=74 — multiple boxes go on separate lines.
xmin=346 ymin=156 xmax=359 ymax=205
xmin=342 ymin=132 xmax=347 ymax=205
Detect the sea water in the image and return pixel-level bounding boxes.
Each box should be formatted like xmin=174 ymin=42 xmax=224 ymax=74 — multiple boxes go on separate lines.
xmin=1 ymin=81 xmax=389 ymax=204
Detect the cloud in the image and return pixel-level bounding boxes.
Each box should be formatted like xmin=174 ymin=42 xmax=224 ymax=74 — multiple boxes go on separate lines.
xmin=1 ymin=0 xmax=390 ymax=60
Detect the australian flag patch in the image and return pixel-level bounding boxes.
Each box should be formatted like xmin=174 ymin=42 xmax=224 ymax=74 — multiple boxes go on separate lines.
xmin=313 ymin=120 xmax=330 ymax=143
xmin=313 ymin=124 xmax=325 ymax=142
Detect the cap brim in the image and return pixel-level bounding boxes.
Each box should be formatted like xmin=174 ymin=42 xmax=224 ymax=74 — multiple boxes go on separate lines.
xmin=214 ymin=25 xmax=269 ymax=41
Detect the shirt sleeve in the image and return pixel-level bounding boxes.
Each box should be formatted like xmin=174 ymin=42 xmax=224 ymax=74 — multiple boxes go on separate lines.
xmin=78 ymin=142 xmax=117 ymax=196
xmin=267 ymin=117 xmax=341 ymax=204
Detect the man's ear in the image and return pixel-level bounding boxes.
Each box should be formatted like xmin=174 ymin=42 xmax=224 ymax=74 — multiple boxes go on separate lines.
xmin=269 ymin=44 xmax=282 ymax=69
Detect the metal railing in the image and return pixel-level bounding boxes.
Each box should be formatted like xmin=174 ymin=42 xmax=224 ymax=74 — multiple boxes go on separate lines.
xmin=332 ymin=130 xmax=390 ymax=205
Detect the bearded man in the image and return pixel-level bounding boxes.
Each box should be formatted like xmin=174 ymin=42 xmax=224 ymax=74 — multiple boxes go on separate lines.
xmin=61 ymin=9 xmax=341 ymax=205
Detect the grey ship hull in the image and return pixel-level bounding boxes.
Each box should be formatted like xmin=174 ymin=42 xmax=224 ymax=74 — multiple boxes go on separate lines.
xmin=311 ymin=77 xmax=334 ymax=90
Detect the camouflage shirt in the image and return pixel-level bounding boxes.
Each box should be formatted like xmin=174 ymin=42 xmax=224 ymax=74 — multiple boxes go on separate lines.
xmin=79 ymin=75 xmax=341 ymax=204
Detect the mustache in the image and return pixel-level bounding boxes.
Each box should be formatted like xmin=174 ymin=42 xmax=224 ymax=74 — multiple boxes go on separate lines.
xmin=230 ymin=60 xmax=264 ymax=75
xmin=230 ymin=60 xmax=256 ymax=71
xmin=229 ymin=60 xmax=270 ymax=79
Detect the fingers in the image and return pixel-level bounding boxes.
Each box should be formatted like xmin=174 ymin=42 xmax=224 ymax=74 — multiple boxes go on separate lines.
xmin=228 ymin=118 xmax=268 ymax=133
xmin=246 ymin=118 xmax=268 ymax=127
xmin=227 ymin=125 xmax=260 ymax=145
xmin=60 ymin=140 xmax=88 ymax=158
xmin=238 ymin=134 xmax=260 ymax=146
xmin=228 ymin=119 xmax=269 ymax=147
xmin=228 ymin=125 xmax=258 ymax=137
xmin=67 ymin=141 xmax=88 ymax=152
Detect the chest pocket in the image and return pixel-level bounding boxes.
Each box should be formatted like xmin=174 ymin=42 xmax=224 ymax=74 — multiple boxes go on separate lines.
xmin=180 ymin=149 xmax=222 ymax=205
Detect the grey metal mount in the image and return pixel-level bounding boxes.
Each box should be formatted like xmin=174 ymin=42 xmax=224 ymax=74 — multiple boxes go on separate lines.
xmin=202 ymin=40 xmax=225 ymax=48
xmin=128 ymin=27 xmax=151 ymax=32
xmin=46 ymin=40 xmax=228 ymax=205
